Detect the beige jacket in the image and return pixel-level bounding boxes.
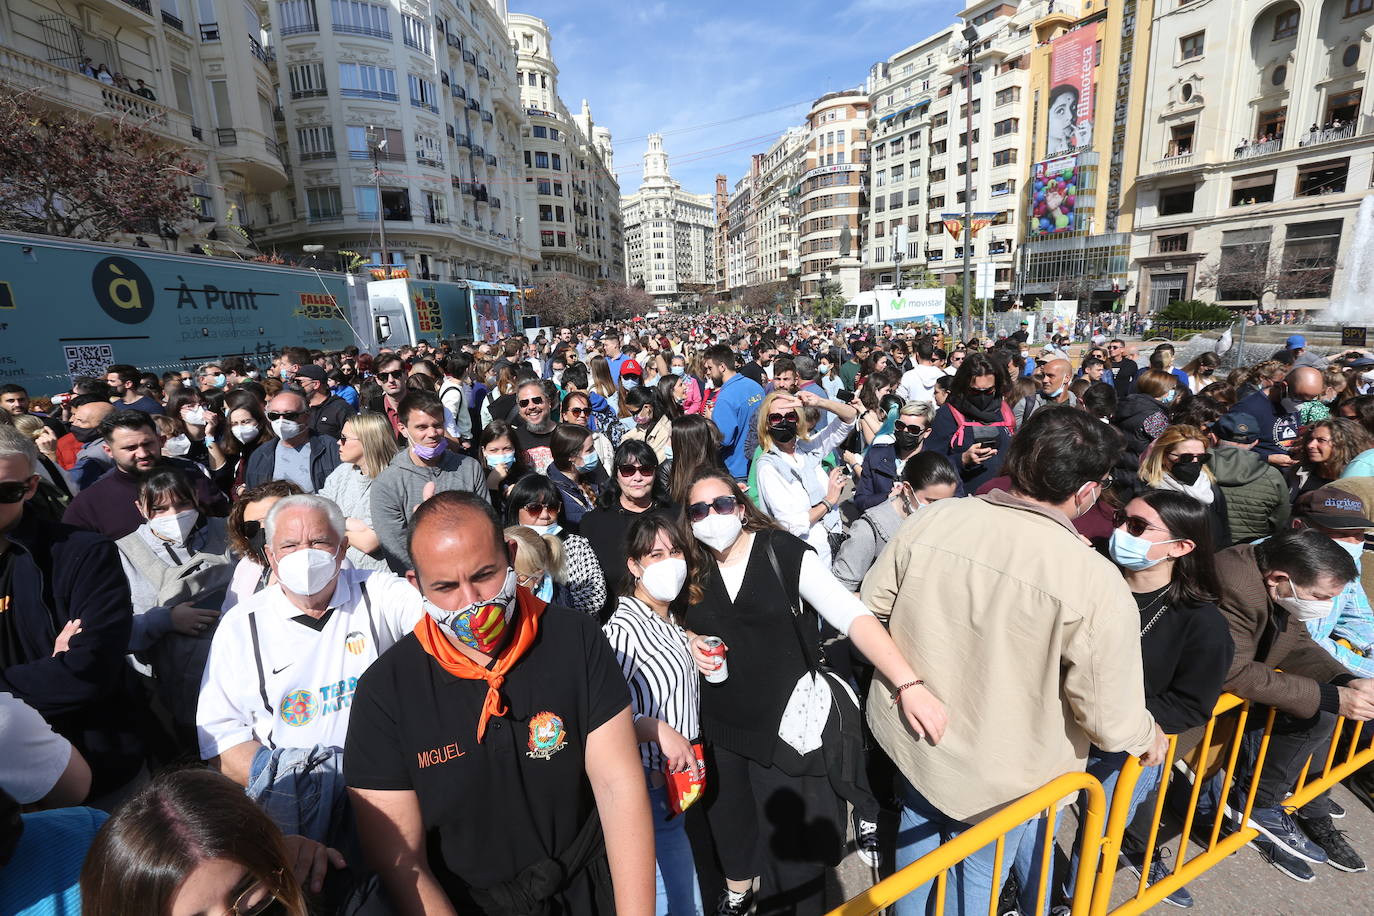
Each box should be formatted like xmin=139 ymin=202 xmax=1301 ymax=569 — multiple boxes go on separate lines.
xmin=862 ymin=489 xmax=1156 ymax=823
xmin=622 ymin=416 xmax=671 ymax=461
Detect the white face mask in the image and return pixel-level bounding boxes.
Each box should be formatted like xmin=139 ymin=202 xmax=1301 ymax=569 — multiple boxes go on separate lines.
xmin=639 ymin=557 xmax=688 ymax=603
xmin=275 ymin=546 xmax=340 ymax=596
xmin=163 ymin=434 xmax=191 ymax=457
xmin=181 ymin=406 xmax=208 ymax=427
xmin=1275 ymin=579 xmax=1335 ymax=622
xmin=692 ymin=512 xmax=743 ymax=552
xmin=231 ymin=423 xmax=260 ymax=444
xmin=271 ymin=418 xmax=304 ymax=440
xmin=149 ymin=509 xmax=198 ymax=544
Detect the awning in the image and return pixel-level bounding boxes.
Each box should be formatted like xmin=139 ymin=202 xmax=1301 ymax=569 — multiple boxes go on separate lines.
xmin=467 ymin=281 xmax=517 ymax=292
xmin=878 ymin=99 xmax=931 ymax=122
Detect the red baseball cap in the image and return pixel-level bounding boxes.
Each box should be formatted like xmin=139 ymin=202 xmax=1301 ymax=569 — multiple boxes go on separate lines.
xmin=620 ymin=359 xmax=643 ymax=377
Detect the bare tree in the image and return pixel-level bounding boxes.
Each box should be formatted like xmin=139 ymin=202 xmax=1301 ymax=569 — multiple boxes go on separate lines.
xmin=524 ymin=278 xmax=590 ymax=326
xmin=0 ymin=91 xmax=200 ymax=240
xmin=1195 ymin=240 xmax=1336 ymax=313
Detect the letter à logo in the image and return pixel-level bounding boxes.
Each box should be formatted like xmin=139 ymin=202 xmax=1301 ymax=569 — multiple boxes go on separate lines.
xmin=92 ymin=257 xmax=154 ymax=325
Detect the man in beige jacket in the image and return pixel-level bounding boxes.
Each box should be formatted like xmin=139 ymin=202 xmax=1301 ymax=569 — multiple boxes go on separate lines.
xmin=862 ymin=406 xmax=1167 ymax=916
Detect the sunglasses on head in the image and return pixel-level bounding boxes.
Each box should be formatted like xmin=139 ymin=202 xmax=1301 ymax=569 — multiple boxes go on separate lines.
xmin=0 ymin=477 xmax=35 ymax=503
xmin=266 ymin=410 xmax=304 ymax=421
xmin=688 ymin=495 xmax=739 ymax=522
xmin=767 ymin=411 xmax=799 ymax=425
xmin=377 ymin=370 xmax=405 ymax=381
xmin=616 ymin=463 xmax=655 ymax=478
xmin=1113 ymin=510 xmax=1166 ymax=538
xmin=519 ymin=396 xmax=545 ymax=407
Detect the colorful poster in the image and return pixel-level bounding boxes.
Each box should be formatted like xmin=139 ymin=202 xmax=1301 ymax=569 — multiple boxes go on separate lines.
xmin=1045 ymin=23 xmax=1099 ymax=157
xmin=1029 ymin=155 xmax=1080 ymax=236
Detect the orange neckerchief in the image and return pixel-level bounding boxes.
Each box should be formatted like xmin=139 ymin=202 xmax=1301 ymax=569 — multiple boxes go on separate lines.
xmin=413 ymin=590 xmax=544 ymax=743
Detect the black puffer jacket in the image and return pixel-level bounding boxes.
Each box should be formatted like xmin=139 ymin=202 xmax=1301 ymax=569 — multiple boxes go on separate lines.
xmin=1112 ymin=393 xmax=1170 ymax=478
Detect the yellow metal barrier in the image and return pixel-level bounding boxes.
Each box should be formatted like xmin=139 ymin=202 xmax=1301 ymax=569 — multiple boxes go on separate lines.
xmin=827 ymin=772 xmax=1107 ymax=916
xmin=828 ymin=692 xmax=1374 ymax=916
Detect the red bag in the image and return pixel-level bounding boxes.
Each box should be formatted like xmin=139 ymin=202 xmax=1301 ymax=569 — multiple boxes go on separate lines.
xmin=663 ymin=742 xmax=706 ymax=818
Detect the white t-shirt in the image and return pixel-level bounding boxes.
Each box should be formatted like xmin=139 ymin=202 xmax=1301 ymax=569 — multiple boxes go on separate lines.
xmin=0 ymin=691 xmax=72 ymax=804
xmin=196 ymin=568 xmax=423 ymax=759
xmin=899 ymin=364 xmax=947 ymax=405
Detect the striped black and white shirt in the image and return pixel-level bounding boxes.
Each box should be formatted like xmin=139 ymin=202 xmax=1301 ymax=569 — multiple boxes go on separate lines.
xmin=602 ymin=596 xmax=700 ymax=772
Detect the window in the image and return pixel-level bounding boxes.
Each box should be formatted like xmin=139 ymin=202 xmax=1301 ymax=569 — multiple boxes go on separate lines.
xmin=346 ymin=125 xmax=402 ymax=160
xmin=287 ymin=61 xmax=326 ymax=98
xmin=1344 ymin=45 xmax=1362 ymax=67
xmin=1271 ymin=65 xmax=1288 ymax=86
xmin=1296 ymin=159 xmax=1349 ymax=196
xmin=931 ymin=113 xmax=948 ymax=129
xmin=1156 ymin=233 xmax=1189 ymax=253
xmin=1326 ymin=89 xmax=1362 ymax=124
xmin=534 ymin=151 xmax=549 ymax=168
xmin=1179 ymin=31 xmax=1204 ymax=60
xmin=929 ymin=168 xmax=946 ymax=183
xmin=1257 ymin=108 xmax=1286 ymax=139
xmin=891 ymin=164 xmax=904 ymax=181
xmin=995 ymin=87 xmax=1020 ymax=107
xmin=424 ymin=191 xmax=447 ymax=224
xmin=297 ymin=126 xmax=334 ymax=159
xmin=931 ymin=139 xmax=947 ymax=154
xmin=408 ymin=75 xmax=437 ymax=110
xmin=551 ymin=153 xmax=562 ymax=170
xmin=306 ymin=186 xmax=341 ymax=219
xmin=1348 ymin=0 xmax=1374 ymax=14
xmin=992 ymin=148 xmax=1016 ymax=167
xmin=958 ymin=100 xmax=981 ymax=118
xmin=331 ymin=0 xmax=388 ymax=36
xmin=929 ymin=195 xmax=946 ymax=208
xmin=889 ymin=192 xmax=902 ymax=208
xmin=993 ymin=118 xmax=1018 ymax=137
xmin=279 ymin=0 xmax=318 ymax=34
xmin=536 ymin=178 xmax=551 ymax=194
xmin=532 ymin=125 xmax=547 ymax=138
xmin=1284 ymin=219 xmax=1342 ymax=297
xmin=402 ymin=14 xmax=431 ymax=53
xmin=414 ymin=131 xmax=441 ymax=166
xmin=1158 ymin=185 xmax=1196 ymax=215
xmin=553 ymin=181 xmax=563 ymax=196
xmin=338 ymin=63 xmax=397 ymax=101
xmin=1231 ymin=171 xmax=1276 ymax=206
xmin=1168 ymin=123 xmax=1195 ymax=156
xmin=1273 ymin=9 xmax=1299 ymax=39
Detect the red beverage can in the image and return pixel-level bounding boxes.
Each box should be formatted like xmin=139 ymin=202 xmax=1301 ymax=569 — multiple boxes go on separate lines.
xmin=701 ymin=636 xmax=728 ymax=683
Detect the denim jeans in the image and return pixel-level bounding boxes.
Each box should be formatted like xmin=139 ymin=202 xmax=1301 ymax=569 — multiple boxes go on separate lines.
xmin=894 ymin=775 xmax=1035 ymax=916
xmin=648 ymin=778 xmax=704 ymax=916
xmin=1009 ymin=751 xmax=1163 ymax=915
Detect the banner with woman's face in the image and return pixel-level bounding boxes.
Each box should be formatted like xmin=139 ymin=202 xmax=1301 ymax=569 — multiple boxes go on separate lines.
xmin=1045 ymin=23 xmax=1100 ymax=157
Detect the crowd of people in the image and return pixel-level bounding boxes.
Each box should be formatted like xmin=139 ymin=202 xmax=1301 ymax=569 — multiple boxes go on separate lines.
xmin=4 ymin=317 xmax=1374 ymax=916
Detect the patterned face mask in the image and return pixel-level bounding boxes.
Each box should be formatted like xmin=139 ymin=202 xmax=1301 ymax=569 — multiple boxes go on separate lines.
xmin=1298 ymin=399 xmax=1331 ymax=426
xmin=423 ymin=568 xmax=518 ymax=653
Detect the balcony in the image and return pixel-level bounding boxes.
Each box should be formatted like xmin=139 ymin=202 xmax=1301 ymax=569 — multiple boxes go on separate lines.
xmin=266 ymin=137 xmax=284 ymax=160
xmin=425 ymin=215 xmax=449 ymax=225
xmin=471 ymin=144 xmax=485 ymax=157
xmin=290 ymin=87 xmax=327 ymax=100
xmin=121 ymin=0 xmax=152 ymax=12
xmin=486 ymin=153 xmax=497 ymax=167
xmin=300 ymin=150 xmax=335 ymax=161
xmin=416 ymin=151 xmax=445 ymax=168
xmin=306 ymin=212 xmax=344 ymax=223
xmin=1300 ymin=122 xmax=1357 ymax=148
xmin=1234 ymin=138 xmax=1282 ymax=160
xmin=451 ymin=84 xmax=466 ymax=100
xmin=467 ymin=97 xmax=480 ymax=111
xmin=200 ymin=22 xmax=220 ymax=40
xmin=281 ymin=19 xmax=318 ymax=35
xmin=333 ymin=24 xmax=390 ymax=39
xmin=480 ymin=110 xmax=493 ymax=123
xmin=462 ymin=50 xmax=477 ymax=65
xmin=446 ymin=124 xmax=455 ymax=138
xmin=446 ymin=33 xmax=461 ymax=49
xmin=161 ymin=9 xmax=184 ymax=30
xmin=478 ymin=65 xmax=490 ymax=81
xmin=248 ymin=36 xmax=275 ymax=65
xmin=410 ymin=97 xmax=438 ymax=113
xmin=341 ymin=88 xmax=398 ymax=102
xmin=1149 ymin=151 xmax=1195 ymax=174
xmin=491 ymin=197 xmax=501 ymax=209
xmin=456 ymin=134 xmax=471 ymax=148
xmin=458 ymin=181 xmax=477 ymax=196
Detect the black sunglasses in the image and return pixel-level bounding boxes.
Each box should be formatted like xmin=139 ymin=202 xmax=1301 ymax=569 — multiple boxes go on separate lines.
xmin=266 ymin=411 xmax=304 ymax=421
xmin=519 ymin=396 xmax=546 ymax=407
xmin=688 ymin=495 xmax=739 ymax=522
xmin=566 ymin=406 xmax=591 ymax=417
xmin=767 ymin=411 xmax=799 ymax=425
xmin=616 ymin=463 xmax=655 ymax=478
xmin=0 ymin=477 xmax=35 ymax=503
xmin=894 ymin=421 xmax=928 ymax=434
xmin=377 ymin=370 xmax=405 ymax=381
xmin=522 ymin=502 xmax=556 ymax=515
xmin=1171 ymin=453 xmax=1211 ymax=465
xmin=1113 ymin=509 xmax=1166 ymax=538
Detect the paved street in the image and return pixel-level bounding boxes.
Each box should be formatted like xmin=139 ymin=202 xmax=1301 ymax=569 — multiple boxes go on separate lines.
xmin=830 ymin=782 xmax=1374 ymax=914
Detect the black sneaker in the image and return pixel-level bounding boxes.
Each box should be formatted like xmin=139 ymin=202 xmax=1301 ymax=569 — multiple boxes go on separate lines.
xmin=1250 ymin=836 xmax=1317 ymax=882
xmin=1297 ymin=813 xmax=1367 ymax=873
xmin=715 ymin=889 xmax=754 ymax=916
xmin=1330 ymin=799 xmax=1346 ymax=820
xmin=1121 ymin=847 xmax=1194 ymax=908
xmin=855 ymin=818 xmax=880 ymax=868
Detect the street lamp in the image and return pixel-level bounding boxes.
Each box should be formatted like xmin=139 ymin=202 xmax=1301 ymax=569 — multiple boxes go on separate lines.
xmin=960 ymin=23 xmax=979 ymax=343
xmin=365 ymin=125 xmax=390 ymax=279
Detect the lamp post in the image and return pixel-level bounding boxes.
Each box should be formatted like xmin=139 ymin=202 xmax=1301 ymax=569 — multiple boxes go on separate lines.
xmin=959 ymin=23 xmax=979 ymax=343
xmin=366 ymin=125 xmax=389 ymax=279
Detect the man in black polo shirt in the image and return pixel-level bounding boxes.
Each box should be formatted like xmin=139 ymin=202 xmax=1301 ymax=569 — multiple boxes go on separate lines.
xmin=345 ymin=492 xmax=653 ymax=916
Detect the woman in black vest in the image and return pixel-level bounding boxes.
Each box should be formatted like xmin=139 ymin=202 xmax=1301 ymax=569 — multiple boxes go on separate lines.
xmin=682 ymin=472 xmax=946 ymax=916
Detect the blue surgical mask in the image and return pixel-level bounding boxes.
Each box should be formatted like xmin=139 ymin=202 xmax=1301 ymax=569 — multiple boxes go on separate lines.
xmin=485 ymin=453 xmax=515 ymax=469
xmin=1338 ymin=539 xmax=1365 ymax=564
xmin=1160 ymin=390 xmax=1177 ymax=406
xmin=622 ymin=378 xmax=639 ymax=390
xmin=533 ymin=574 xmax=554 ymax=603
xmin=578 ymin=451 xmax=601 ymax=471
xmin=528 ymin=522 xmax=562 ymax=537
xmin=671 ymin=367 xmax=685 ymax=376
xmin=1108 ymin=528 xmax=1182 ymax=571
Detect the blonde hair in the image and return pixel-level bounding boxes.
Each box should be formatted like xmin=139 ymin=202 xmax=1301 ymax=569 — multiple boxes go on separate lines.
xmin=1140 ymin=424 xmax=1214 ymax=487
xmin=755 ymin=390 xmax=814 ymax=452
xmin=12 ymin=414 xmax=44 ymax=440
xmin=504 ymin=525 xmax=567 ymax=584
xmin=347 ymin=411 xmax=398 ymax=478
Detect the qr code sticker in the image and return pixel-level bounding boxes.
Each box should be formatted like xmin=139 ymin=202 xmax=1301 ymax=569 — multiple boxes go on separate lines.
xmin=63 ymin=344 xmax=115 ymax=382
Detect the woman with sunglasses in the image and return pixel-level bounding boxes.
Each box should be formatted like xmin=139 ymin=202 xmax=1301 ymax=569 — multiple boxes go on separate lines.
xmin=853 ymin=401 xmax=935 ymax=512
xmin=547 ymin=423 xmax=608 ymax=528
xmin=682 ymin=471 xmax=945 ymax=916
xmin=1030 ymin=490 xmax=1232 ymax=912
xmin=81 ymin=769 xmax=326 ymax=916
xmin=753 ymin=389 xmax=858 ymax=566
xmin=504 ymin=474 xmax=607 ymax=617
xmin=624 ymin=385 xmax=672 ymax=461
xmin=1139 ymin=424 xmax=1231 ymax=550
xmin=582 ymin=440 xmax=666 ymax=617
xmin=561 ymin=389 xmax=616 ymax=469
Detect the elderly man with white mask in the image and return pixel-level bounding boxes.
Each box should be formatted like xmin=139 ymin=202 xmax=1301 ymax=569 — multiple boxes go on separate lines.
xmin=196 ymin=493 xmax=423 ymax=845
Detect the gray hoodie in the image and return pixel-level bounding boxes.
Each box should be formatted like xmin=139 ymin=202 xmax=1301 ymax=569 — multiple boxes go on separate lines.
xmin=370 ymin=447 xmax=488 ymax=573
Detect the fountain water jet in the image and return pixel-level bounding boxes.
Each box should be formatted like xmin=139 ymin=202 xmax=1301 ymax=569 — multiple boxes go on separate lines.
xmin=1328 ymin=195 xmax=1374 ymax=326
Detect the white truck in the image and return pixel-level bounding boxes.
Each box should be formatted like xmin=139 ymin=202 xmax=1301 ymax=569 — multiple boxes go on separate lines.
xmin=834 ymin=288 xmax=946 ymax=330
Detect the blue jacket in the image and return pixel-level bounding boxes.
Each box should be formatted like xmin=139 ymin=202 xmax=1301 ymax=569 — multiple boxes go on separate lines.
xmin=1231 ymin=390 xmax=1300 ymax=458
xmin=0 ymin=510 xmax=142 ymax=794
xmin=855 ymin=443 xmax=898 ymax=512
xmin=926 ymin=401 xmax=1011 ymax=496
xmin=245 ymin=431 xmax=342 ymax=491
xmin=713 ymin=372 xmax=766 ymax=478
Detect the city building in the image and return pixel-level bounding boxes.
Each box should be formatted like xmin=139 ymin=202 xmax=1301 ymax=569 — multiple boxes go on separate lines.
xmin=0 ymin=0 xmax=289 ymax=253
xmin=509 ymin=14 xmax=622 ymax=287
xmin=1129 ymin=0 xmax=1374 ymax=312
xmin=798 ymin=89 xmax=871 ymax=302
xmin=257 ymin=0 xmax=531 ymax=283
xmin=1015 ymin=0 xmax=1152 ymax=309
xmin=754 ymin=127 xmax=806 ymax=287
xmin=713 ymin=173 xmax=730 ymax=295
xmin=621 ymin=133 xmax=716 ymax=305
xmin=725 ymin=156 xmax=759 ymax=294
xmin=865 ymin=1 xmax=1034 ymax=308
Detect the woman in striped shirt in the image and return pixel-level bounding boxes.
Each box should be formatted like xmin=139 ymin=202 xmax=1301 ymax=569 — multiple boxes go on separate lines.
xmin=603 ymin=511 xmax=704 ymax=916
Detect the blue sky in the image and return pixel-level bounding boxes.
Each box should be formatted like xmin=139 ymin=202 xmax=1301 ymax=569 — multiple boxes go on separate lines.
xmin=518 ymin=0 xmax=961 ymax=199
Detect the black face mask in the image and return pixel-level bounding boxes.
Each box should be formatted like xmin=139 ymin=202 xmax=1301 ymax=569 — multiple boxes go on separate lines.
xmin=1171 ymin=461 xmax=1204 ymax=486
xmin=966 ymin=392 xmax=999 ymax=413
xmin=895 ymin=429 xmax=923 ymax=453
xmin=768 ymin=421 xmax=798 ymax=444
xmin=70 ymin=424 xmax=101 ymax=444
